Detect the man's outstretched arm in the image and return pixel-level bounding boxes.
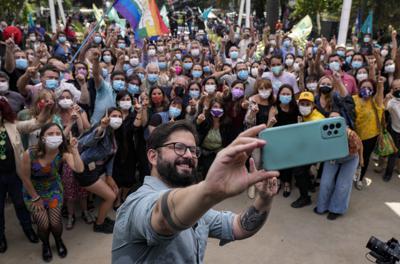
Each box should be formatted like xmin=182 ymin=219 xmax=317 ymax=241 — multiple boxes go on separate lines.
xmin=150 ymin=125 xmax=279 ymax=236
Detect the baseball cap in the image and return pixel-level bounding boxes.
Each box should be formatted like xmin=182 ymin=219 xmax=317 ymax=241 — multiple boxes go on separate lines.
xmin=298 ymin=91 xmax=314 ymax=102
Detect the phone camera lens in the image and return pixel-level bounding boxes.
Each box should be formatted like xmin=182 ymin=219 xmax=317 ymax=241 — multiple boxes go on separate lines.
xmin=327 ymin=131 xmax=332 ymax=136
xmin=329 ymin=124 xmax=335 ymax=129
xmin=336 ymin=123 xmax=341 ymax=128
xmin=334 ymin=130 xmax=338 ymax=135
xmin=323 ymin=125 xmax=329 ymax=130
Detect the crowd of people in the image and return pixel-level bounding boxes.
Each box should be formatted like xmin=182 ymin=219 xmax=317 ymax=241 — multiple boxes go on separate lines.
xmin=0 ymin=12 xmax=399 ymax=263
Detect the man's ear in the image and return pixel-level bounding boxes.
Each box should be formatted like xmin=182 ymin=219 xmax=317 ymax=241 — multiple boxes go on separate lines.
xmin=147 ymin=149 xmax=158 ymax=167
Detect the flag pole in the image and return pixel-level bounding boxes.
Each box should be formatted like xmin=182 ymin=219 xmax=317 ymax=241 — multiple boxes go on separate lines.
xmin=69 ymin=1 xmax=118 ymax=65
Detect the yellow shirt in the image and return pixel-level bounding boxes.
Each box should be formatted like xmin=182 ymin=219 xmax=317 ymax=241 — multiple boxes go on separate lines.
xmin=303 ymin=109 xmax=325 ymax=122
xmin=353 ymin=95 xmax=383 ymax=140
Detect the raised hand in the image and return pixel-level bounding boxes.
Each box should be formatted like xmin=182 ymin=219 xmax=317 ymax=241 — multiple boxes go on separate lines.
xmin=204 ymin=124 xmax=279 ymax=201
xmin=69 ymin=131 xmax=78 ymax=150
xmin=100 ymin=110 xmax=110 ymax=128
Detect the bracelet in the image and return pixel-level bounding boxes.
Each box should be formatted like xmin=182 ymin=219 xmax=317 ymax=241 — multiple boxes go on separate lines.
xmin=31 ymin=196 xmax=41 ymax=202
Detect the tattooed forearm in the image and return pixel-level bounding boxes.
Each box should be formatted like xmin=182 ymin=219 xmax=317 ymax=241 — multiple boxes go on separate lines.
xmin=239 ymin=206 xmax=268 ymax=232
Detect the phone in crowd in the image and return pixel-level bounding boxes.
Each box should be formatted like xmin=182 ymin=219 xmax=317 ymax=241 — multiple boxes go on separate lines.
xmin=259 ymin=117 xmax=349 ymax=171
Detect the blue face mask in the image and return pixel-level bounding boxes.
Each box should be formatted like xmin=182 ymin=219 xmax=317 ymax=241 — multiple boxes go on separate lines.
xmin=45 ymin=79 xmax=59 ymax=90
xmin=175 ymin=54 xmax=182 ymax=60
xmin=15 ymin=58 xmax=28 ymax=70
xmin=128 ymin=84 xmax=140 ymax=95
xmin=237 ymin=70 xmax=249 ymax=80
xmin=158 ymin=62 xmax=167 ymax=70
xmin=169 ymin=107 xmax=182 ymax=118
xmin=59 ymin=72 xmax=65 ymax=81
xmin=147 ymin=73 xmax=159 ymax=83
xmin=271 ymin=65 xmax=282 ymax=75
xmin=230 ymin=51 xmax=239 ymax=59
xmin=192 ymin=70 xmax=202 ymax=78
xmin=118 ymin=43 xmax=126 ymax=49
xmin=351 ymin=61 xmax=363 ymax=69
xmin=58 ymin=36 xmax=66 ymax=43
xmin=112 ymin=80 xmax=126 ymax=91
xmin=345 ymin=56 xmax=352 ymax=64
xmin=329 ymin=61 xmax=341 ymax=72
xmin=189 ymin=90 xmax=200 ymax=99
xmin=183 ymin=62 xmax=193 ymax=70
xmin=102 ymin=68 xmax=109 ymax=78
xmin=337 ymin=50 xmax=345 ymax=57
xmin=94 ymin=36 xmax=102 ymax=44
xmin=123 ymin=64 xmax=131 ymax=72
xmin=279 ymin=95 xmax=292 ymax=105
xmin=203 ymin=66 xmax=211 ymax=73
xmin=138 ymin=73 xmax=145 ymax=81
xmin=283 ymin=40 xmax=291 ymax=48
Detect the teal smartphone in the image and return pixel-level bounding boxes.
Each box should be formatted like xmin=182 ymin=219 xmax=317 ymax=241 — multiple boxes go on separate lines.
xmin=259 ymin=117 xmax=349 ymax=171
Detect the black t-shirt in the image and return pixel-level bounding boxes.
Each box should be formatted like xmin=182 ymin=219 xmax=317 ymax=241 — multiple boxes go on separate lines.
xmin=276 ymin=104 xmax=299 ymax=127
xmin=0 ymin=128 xmax=16 ymax=173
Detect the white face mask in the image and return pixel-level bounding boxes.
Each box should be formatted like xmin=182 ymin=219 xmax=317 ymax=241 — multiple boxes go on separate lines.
xmin=119 ymin=100 xmax=132 ymax=110
xmin=269 ymin=39 xmax=276 ymax=46
xmin=306 ymin=82 xmax=318 ymax=91
xmin=285 ymin=58 xmax=294 ymax=66
xmin=356 ymin=73 xmax=368 ymax=82
xmin=385 ymin=64 xmax=396 ymax=73
xmin=259 ymin=89 xmax=271 ymax=99
xmin=30 ymin=36 xmax=36 ymax=42
xmin=58 ymin=98 xmax=73 ymax=109
xmin=44 ymin=136 xmax=63 ymax=150
xmin=148 ymin=49 xmax=156 ymax=57
xmin=205 ymin=84 xmax=216 ymax=94
xmin=293 ymin=62 xmax=300 ymax=72
xmin=299 ymin=105 xmax=312 ymax=116
xmin=381 ymin=49 xmax=389 ymax=57
xmin=130 ymin=58 xmax=139 ymax=66
xmin=109 ymin=117 xmax=123 ymax=129
xmin=251 ymin=68 xmax=258 ymax=77
xmin=191 ymin=49 xmax=200 ymax=57
xmin=157 ymin=46 xmax=164 ymax=52
xmin=0 ymin=81 xmax=9 ymax=92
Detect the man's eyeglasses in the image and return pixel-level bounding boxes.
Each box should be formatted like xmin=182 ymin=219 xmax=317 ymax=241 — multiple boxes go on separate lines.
xmin=158 ymin=142 xmax=201 ymax=158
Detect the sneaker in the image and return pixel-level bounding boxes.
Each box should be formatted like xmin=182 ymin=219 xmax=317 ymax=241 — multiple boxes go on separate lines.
xmin=313 ymin=207 xmax=328 ymax=215
xmin=93 ymin=222 xmax=114 ymax=234
xmin=354 ymin=180 xmax=363 ymax=190
xmin=291 ymin=196 xmax=312 ymax=208
xmin=104 ymin=217 xmax=115 ymax=227
xmin=247 ymin=185 xmax=256 ymax=199
xmin=327 ymin=212 xmax=341 ymax=220
xmin=66 ymin=215 xmax=75 ymax=230
xmin=82 ymin=211 xmax=95 ymax=224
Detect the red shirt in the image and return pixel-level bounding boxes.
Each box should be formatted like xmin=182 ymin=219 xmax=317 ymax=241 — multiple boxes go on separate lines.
xmin=324 ymin=70 xmax=358 ymax=95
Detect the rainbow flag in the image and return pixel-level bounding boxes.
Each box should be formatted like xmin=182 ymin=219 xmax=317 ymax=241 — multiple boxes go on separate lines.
xmin=113 ymin=0 xmax=169 ymax=39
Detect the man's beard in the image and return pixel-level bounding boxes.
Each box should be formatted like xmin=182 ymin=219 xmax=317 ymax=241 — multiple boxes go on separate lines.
xmin=156 ymin=155 xmax=198 ymax=187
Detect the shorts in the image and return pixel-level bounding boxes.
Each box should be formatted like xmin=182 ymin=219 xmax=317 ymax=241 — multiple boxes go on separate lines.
xmin=74 ymin=163 xmax=106 ymax=187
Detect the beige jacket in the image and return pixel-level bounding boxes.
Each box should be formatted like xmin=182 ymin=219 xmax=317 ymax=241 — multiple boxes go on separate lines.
xmin=4 ymin=121 xmax=24 ymax=177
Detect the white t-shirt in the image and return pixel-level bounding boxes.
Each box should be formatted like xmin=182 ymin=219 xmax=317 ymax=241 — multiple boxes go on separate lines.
xmin=387 ymin=98 xmax=400 ymax=133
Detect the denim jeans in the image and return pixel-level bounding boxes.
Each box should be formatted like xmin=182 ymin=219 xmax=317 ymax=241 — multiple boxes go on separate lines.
xmin=0 ymin=172 xmax=32 ymax=236
xmin=316 ymin=154 xmax=359 ymax=214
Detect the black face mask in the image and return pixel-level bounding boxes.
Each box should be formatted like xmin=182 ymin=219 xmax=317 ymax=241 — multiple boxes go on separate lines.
xmin=156 ymin=154 xmax=197 ymax=187
xmin=175 ymin=86 xmax=185 ymax=97
xmin=393 ymin=90 xmax=400 ymax=98
xmin=320 ymin=85 xmax=333 ymax=94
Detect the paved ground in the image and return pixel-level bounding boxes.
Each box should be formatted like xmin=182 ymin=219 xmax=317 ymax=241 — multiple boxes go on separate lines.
xmin=2 ymin=168 xmax=400 ymax=264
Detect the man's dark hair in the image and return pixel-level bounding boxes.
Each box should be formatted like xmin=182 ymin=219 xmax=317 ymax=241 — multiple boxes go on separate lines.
xmin=147 ymin=120 xmax=199 ymax=152
xmin=39 ymin=64 xmax=60 ymax=76
xmin=270 ymin=55 xmax=283 ymax=63
xmin=111 ymin=70 xmax=126 ymax=81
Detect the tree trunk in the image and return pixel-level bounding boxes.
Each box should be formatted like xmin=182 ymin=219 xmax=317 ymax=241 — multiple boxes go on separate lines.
xmin=266 ymin=0 xmax=280 ymax=33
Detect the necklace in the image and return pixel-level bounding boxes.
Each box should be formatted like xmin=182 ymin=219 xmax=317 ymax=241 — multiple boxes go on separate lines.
xmin=0 ymin=126 xmax=7 ymax=160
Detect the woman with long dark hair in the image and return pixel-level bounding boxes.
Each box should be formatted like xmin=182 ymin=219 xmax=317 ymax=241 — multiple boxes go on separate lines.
xmin=20 ymin=123 xmax=84 ymax=262
xmin=0 ymin=97 xmax=39 ymax=253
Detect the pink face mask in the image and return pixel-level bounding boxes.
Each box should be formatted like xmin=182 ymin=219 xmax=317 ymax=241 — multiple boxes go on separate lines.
xmin=175 ymin=66 xmax=183 ymax=75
